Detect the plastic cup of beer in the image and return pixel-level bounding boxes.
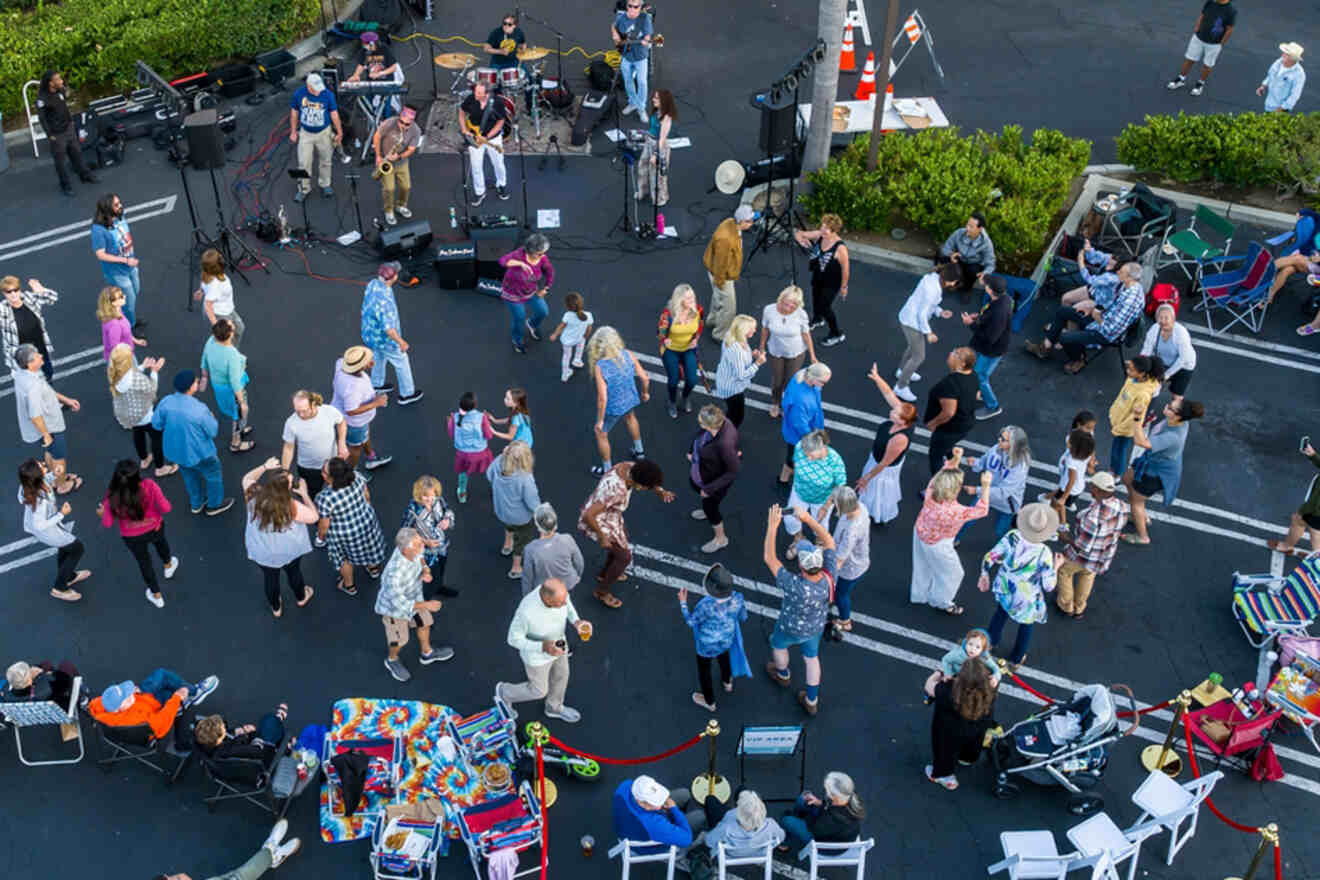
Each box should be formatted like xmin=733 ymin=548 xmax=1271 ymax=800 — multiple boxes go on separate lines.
xmin=581 ymin=834 xmax=595 ymax=857
xmin=579 ymin=621 xmax=593 ymax=642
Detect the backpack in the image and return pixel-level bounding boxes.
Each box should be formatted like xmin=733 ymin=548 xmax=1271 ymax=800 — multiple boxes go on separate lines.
xmin=1145 ymin=282 xmax=1180 ymax=317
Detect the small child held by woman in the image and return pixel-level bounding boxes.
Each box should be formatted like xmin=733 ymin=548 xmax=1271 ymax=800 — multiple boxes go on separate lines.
xmin=924 ymin=628 xmax=1000 ymax=703
xmin=447 ymin=391 xmax=494 ymax=503
xmin=547 ymin=292 xmax=594 ymax=382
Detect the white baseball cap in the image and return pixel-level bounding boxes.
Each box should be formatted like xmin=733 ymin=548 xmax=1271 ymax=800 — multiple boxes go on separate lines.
xmin=630 ymin=775 xmax=670 ymax=808
xmin=306 ymin=73 xmax=325 ymax=93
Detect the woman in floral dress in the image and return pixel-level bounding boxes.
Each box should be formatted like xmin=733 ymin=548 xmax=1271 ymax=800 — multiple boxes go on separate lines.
xmin=578 ymin=458 xmax=675 ymax=608
xmin=910 ymin=448 xmax=992 ymax=615
xmin=977 ymin=502 xmax=1062 ymax=670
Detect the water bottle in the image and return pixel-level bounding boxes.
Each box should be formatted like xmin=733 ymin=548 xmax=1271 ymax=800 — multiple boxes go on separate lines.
xmin=1255 ymin=649 xmax=1278 ymax=695
xmin=1229 ymin=687 xmax=1256 ymax=719
xmin=449 ymin=206 xmax=457 ymax=229
xmin=656 ymin=212 xmax=665 ymax=235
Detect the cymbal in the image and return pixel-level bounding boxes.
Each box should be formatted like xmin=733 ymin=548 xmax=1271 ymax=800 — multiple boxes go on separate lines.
xmin=517 ymin=46 xmax=551 ymax=61
xmin=435 ymin=52 xmax=477 ymax=69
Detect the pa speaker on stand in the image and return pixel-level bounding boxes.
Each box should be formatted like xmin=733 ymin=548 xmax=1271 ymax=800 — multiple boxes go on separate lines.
xmin=183 ymin=108 xmax=226 ymax=170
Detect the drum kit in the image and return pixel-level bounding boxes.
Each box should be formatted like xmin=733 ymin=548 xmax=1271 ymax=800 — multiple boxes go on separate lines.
xmin=435 ymin=45 xmax=554 ymax=136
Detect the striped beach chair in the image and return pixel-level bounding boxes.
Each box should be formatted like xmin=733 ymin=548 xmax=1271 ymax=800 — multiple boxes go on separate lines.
xmin=445 ymin=697 xmax=518 ymax=766
xmin=454 ymin=780 xmax=544 ymax=880
xmin=1231 ymin=552 xmax=1320 ymax=648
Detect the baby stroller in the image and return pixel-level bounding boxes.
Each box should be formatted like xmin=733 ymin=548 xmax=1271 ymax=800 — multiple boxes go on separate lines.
xmin=990 ymin=684 xmax=1138 ymax=816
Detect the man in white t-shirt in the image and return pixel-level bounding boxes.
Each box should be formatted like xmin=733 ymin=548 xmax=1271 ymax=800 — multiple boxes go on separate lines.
xmin=280 ymin=390 xmax=347 ymax=505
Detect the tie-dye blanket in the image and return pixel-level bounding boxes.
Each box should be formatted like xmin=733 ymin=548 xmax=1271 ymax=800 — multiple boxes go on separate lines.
xmin=318 ymin=698 xmax=489 ymax=844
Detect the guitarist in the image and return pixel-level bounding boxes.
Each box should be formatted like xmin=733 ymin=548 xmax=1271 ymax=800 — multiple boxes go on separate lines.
xmin=485 ymin=12 xmax=526 ymax=72
xmin=611 ymin=0 xmax=653 ymax=118
xmin=460 ymin=82 xmax=509 ymax=207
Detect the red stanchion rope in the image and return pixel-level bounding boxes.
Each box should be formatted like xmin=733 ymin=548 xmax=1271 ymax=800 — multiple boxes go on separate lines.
xmin=537 ymin=740 xmax=548 ymax=880
xmin=545 ymin=732 xmax=704 ymax=765
xmin=1181 ymin=725 xmax=1264 ymax=834
xmin=1005 ymin=672 xmax=1172 ymax=718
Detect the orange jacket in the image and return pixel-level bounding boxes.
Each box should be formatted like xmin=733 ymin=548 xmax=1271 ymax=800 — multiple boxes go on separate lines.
xmin=88 ymin=691 xmax=182 ymax=740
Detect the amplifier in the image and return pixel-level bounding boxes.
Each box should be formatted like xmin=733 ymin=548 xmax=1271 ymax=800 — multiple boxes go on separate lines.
xmin=475 ymin=227 xmax=519 ymax=278
xmin=474 ymin=277 xmax=503 ymax=298
xmin=380 ymin=219 xmax=433 ymax=258
xmin=433 ymin=239 xmax=476 ymax=290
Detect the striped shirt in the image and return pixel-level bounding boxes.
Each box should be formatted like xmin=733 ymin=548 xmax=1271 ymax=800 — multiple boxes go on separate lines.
xmin=715 ymin=342 xmax=760 ymax=398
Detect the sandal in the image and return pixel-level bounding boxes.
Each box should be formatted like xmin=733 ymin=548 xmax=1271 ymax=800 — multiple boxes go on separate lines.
xmin=229 ymin=439 xmax=256 ymax=453
xmin=924 ymin=765 xmax=958 ymax=790
xmin=271 ymin=602 xmax=283 ymax=618
xmin=336 ymin=577 xmax=358 ymax=597
xmin=1063 ymin=360 xmax=1086 ymax=375
xmin=1268 ymin=540 xmax=1301 ymax=556
xmin=49 ymin=588 xmax=82 ymax=602
xmin=365 ymin=565 xmax=382 ymax=578
xmin=940 ymin=604 xmax=965 ymax=616
xmin=834 ymin=619 xmax=853 ymax=631
xmin=154 ymin=464 xmax=180 ymax=477
xmin=297 ymin=586 xmax=315 ymax=607
xmin=501 ymin=545 xmax=513 ymax=557
xmin=241 ymin=425 xmax=254 ymax=437
xmin=594 ymin=588 xmax=623 ymax=608
xmin=1120 ymin=533 xmax=1151 ymax=545
xmin=67 ymin=569 xmax=92 ymax=586
xmin=1298 ymin=324 xmax=1320 ymax=337
xmin=56 ymin=474 xmax=83 ymax=495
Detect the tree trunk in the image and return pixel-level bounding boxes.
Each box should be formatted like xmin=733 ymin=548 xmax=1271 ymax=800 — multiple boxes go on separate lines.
xmin=802 ymin=0 xmax=847 ymax=177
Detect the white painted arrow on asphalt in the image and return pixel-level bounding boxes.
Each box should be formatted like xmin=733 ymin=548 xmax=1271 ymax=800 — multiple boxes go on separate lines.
xmin=0 ymin=196 xmax=178 ymax=263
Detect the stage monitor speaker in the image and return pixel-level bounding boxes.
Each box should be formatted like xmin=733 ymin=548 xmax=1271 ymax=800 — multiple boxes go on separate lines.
xmin=184 ymin=109 xmax=226 ymax=169
xmin=433 ymin=239 xmax=476 ymax=290
xmin=380 ymin=219 xmax=434 ymax=258
xmin=476 ymin=230 xmax=518 ymax=279
xmin=572 ymin=90 xmax=614 ymax=147
xmin=758 ymin=102 xmax=797 ymax=155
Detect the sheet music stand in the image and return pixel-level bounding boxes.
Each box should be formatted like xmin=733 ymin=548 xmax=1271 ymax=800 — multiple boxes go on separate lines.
xmin=736 ymin=724 xmax=805 ymax=803
xmin=287 ymin=169 xmax=314 ymax=239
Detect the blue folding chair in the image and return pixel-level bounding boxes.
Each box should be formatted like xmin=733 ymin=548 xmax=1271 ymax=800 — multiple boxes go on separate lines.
xmin=1195 ymin=242 xmax=1275 ymax=334
xmin=1265 ymin=208 xmax=1320 ymax=257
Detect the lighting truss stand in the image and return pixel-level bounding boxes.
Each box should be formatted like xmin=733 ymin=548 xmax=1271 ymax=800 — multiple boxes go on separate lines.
xmin=744 ymin=86 xmax=802 ymax=286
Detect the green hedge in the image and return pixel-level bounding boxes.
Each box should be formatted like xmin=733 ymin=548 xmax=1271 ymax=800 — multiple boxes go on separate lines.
xmin=802 ymin=126 xmax=1090 ymax=275
xmin=1116 ymin=111 xmax=1320 ymax=200
xmin=0 ymin=0 xmax=319 ymax=124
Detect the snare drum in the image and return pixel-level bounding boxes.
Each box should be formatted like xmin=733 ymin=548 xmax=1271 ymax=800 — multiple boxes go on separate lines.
xmin=498 ymin=67 xmax=526 ymax=92
xmin=468 ymin=67 xmax=499 ymax=88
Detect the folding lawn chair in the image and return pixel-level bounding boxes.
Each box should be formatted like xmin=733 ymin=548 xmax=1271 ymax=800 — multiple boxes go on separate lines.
xmin=987 ymin=831 xmax=1119 ymax=879
xmin=446 ymin=697 xmax=519 ymax=767
xmin=1195 ymin=242 xmax=1275 ymax=333
xmin=608 ymin=839 xmax=676 ymax=880
xmin=322 ymin=735 xmax=403 ymax=819
xmin=1265 ymin=208 xmax=1320 ymax=257
xmin=716 ymin=840 xmax=774 ymax=880
xmin=1231 ymin=551 xmax=1320 ymax=648
xmin=1130 ymin=770 xmax=1224 ymax=867
xmin=371 ymin=814 xmax=444 ymax=880
xmin=94 ymin=718 xmax=191 ymax=783
xmin=1264 ymin=652 xmax=1320 ymax=754
xmin=456 ymin=780 xmax=544 ymax=880
xmin=1066 ymin=812 xmax=1164 ymax=880
xmin=799 ymin=838 xmax=876 ymax=880
xmin=196 ymin=746 xmax=291 ymax=816
xmin=0 ymin=675 xmax=84 ymax=766
xmin=1157 ymin=204 xmax=1235 ymax=280
xmin=1103 ymin=183 xmax=1175 ymax=258
xmin=1184 ymin=699 xmax=1283 ymax=772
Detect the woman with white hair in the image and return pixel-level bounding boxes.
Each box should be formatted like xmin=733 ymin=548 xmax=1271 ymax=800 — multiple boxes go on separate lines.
xmin=702 ymin=789 xmax=785 ymax=856
xmin=486 ymin=441 xmax=541 ymax=580
xmin=961 ymin=425 xmax=1031 ymax=542
xmin=588 ymin=326 xmax=650 ymax=475
xmin=825 ymin=486 xmax=869 ymax=637
xmin=759 ymin=285 xmax=816 ymax=418
xmin=779 ymin=771 xmax=865 ymax=856
xmin=1140 ymin=303 xmax=1197 ymax=404
xmin=714 ymin=314 xmax=765 ymax=428
xmin=657 ymin=283 xmax=705 ymax=418
xmin=520 ymin=502 xmax=584 ymax=595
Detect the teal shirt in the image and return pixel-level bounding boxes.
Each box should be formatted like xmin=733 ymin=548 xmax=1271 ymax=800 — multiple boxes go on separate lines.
xmin=201 ymin=338 xmax=247 ymax=390
xmin=791 ymin=446 xmax=847 ymax=505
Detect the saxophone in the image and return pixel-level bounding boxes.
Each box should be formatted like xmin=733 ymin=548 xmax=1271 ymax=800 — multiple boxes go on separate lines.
xmin=372 ymin=126 xmax=405 ymax=180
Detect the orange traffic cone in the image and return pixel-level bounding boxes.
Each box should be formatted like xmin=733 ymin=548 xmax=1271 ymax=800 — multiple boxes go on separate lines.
xmin=839 ymin=23 xmax=856 ymax=72
xmin=854 ymin=52 xmax=876 ymax=100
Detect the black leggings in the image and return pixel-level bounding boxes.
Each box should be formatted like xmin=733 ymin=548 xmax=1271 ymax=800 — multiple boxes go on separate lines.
xmin=260 ymin=558 xmax=309 ymax=610
xmin=123 ymin=525 xmax=172 ymax=594
xmin=723 ymin=393 xmax=746 ymax=429
xmin=696 ymin=651 xmax=732 ymax=705
xmin=811 ymin=284 xmax=841 ymax=337
xmin=927 ymin=429 xmax=964 ymax=476
xmin=53 ymin=539 xmax=85 ymax=591
xmin=132 ymin=425 xmax=167 ymax=465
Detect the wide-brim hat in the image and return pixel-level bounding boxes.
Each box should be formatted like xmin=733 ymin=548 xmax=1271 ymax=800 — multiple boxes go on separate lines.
xmin=703 ymin=563 xmax=734 ymax=598
xmin=714 ymin=160 xmax=746 ymax=195
xmin=1016 ymin=502 xmax=1061 ymax=544
xmin=343 ymin=345 xmax=372 ymax=372
xmin=1281 ymin=42 xmax=1305 ymax=60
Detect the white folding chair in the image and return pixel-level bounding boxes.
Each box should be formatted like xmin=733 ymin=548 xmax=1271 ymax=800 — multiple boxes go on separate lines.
xmin=1066 ymin=812 xmax=1163 ymax=880
xmin=1130 ymin=769 xmax=1224 ymax=866
xmin=607 ymin=839 xmax=677 ymax=880
xmin=797 ymin=838 xmax=875 ymax=880
xmin=987 ymin=831 xmax=1119 ymax=879
xmin=715 ymin=841 xmax=773 ymax=880
xmin=1 ymin=675 xmax=84 ymax=766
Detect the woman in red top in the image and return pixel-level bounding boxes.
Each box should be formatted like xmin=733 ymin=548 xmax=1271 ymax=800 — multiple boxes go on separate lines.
xmin=99 ymin=459 xmax=178 ymax=608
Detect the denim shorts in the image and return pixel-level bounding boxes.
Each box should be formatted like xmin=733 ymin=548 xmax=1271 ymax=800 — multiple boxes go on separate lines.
xmin=601 ymin=407 xmax=634 ymax=433
xmin=345 ymin=423 xmax=370 ymax=446
xmin=39 ymin=431 xmax=68 ymax=460
xmin=769 ymin=627 xmax=822 ymax=657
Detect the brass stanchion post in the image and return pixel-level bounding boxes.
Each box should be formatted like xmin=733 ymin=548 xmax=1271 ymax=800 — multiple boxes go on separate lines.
xmin=1225 ymin=823 xmax=1278 ymax=880
xmin=690 ymin=719 xmax=731 ymax=803
xmin=1140 ymin=690 xmax=1191 ymax=776
xmin=527 ymin=722 xmax=558 ymax=808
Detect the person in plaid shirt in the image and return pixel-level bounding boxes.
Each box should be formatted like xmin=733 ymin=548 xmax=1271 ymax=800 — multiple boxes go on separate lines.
xmin=1025 ymin=262 xmax=1145 ymax=374
xmin=1055 ymin=471 xmax=1129 ymax=619
xmin=1 ymin=277 xmax=59 ymax=379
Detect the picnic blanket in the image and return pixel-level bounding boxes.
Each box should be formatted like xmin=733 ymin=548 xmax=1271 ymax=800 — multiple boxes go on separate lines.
xmin=319 ymin=697 xmax=489 ymax=844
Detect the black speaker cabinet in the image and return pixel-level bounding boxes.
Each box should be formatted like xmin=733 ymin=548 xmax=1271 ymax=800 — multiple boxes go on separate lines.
xmin=758 ymin=102 xmax=797 ymax=155
xmin=474 ymin=227 xmax=519 ymax=279
xmin=183 ymin=109 xmax=226 ymax=169
xmin=433 ymin=239 xmax=476 ymax=290
xmin=380 ymin=219 xmax=433 ymax=258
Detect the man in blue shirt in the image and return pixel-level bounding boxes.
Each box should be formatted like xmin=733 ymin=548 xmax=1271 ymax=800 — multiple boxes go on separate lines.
xmin=611 ymin=1 xmax=653 ymax=118
xmin=91 ymin=193 xmax=143 ymax=330
xmin=360 ymin=262 xmax=423 ymax=405
xmin=1258 ymin=43 xmax=1306 ymax=112
xmin=1025 ymin=263 xmax=1145 ymax=373
xmin=288 ymin=73 xmax=342 ymax=202
xmin=152 ymin=370 xmax=233 ymax=515
xmin=611 ymin=775 xmax=702 ymax=853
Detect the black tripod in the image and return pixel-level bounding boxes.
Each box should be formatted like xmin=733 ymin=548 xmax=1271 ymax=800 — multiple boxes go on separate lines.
xmin=605 ymin=61 xmax=637 ymax=237
xmin=744 ymin=86 xmax=802 ymax=285
xmin=206 ymin=164 xmax=267 ymax=283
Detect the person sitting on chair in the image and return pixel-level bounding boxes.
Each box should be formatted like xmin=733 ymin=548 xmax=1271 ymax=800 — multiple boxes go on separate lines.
xmin=1 ymin=659 xmax=79 ymax=709
xmin=936 ymin=213 xmax=996 ymax=293
xmin=1024 ymin=262 xmax=1145 ymax=374
xmin=1060 ymin=241 xmax=1120 ymax=314
xmin=193 ymin=704 xmax=289 ymax=762
xmin=612 ymin=774 xmax=705 ymax=850
xmin=87 ymin=668 xmax=219 ymax=748
xmin=702 ymin=789 xmax=786 ymax=855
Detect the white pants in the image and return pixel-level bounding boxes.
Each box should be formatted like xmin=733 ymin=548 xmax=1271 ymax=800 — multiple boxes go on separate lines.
xmin=503 ymin=654 xmax=570 ymax=711
xmin=783 ymin=488 xmax=832 ymax=537
xmin=910 ymin=531 xmax=964 ymax=610
xmin=561 ymin=339 xmax=585 ymax=375
xmin=469 ymin=138 xmax=507 ymax=196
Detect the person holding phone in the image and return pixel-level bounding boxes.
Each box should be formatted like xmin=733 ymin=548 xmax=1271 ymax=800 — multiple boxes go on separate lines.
xmin=1267 ymin=436 xmax=1320 ymax=556
xmin=496 ymin=577 xmax=591 ymax=723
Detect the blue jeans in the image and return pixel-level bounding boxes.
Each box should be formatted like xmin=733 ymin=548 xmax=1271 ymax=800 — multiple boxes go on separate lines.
xmin=1110 ymin=435 xmax=1134 ymax=477
xmin=835 ymin=575 xmax=860 ymax=621
xmin=956 ymin=508 xmax=1015 ymax=542
xmin=139 ymin=667 xmax=188 ymax=703
xmin=180 ymin=456 xmax=224 ymax=510
xmin=506 ymin=297 xmax=549 ymax=346
xmin=105 ymin=267 xmax=140 ymax=327
xmin=973 ymin=353 xmax=1002 ymax=411
xmin=620 ymin=56 xmax=648 ymax=115
xmin=781 ymin=795 xmax=821 ymax=856
xmin=370 ymin=347 xmax=416 ymax=397
xmin=662 ymin=347 xmax=698 ymax=402
xmin=987 ymin=604 xmax=1034 ymax=664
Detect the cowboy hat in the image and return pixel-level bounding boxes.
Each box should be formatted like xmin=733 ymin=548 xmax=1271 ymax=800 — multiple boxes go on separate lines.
xmin=1016 ymin=502 xmax=1061 ymax=543
xmin=714 ymin=160 xmax=746 ymax=195
xmin=1281 ymin=42 xmax=1305 ymax=60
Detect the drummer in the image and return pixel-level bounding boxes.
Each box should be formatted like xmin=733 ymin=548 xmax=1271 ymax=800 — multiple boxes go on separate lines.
xmin=486 ymin=12 xmax=527 ymax=74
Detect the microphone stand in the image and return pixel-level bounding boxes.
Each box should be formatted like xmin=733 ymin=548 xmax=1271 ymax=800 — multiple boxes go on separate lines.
xmin=519 ymin=9 xmax=570 ymax=121
xmin=346 ymin=171 xmax=365 ymax=239
xmin=458 ymin=139 xmax=474 ymax=233
xmin=515 ymin=119 xmax=531 ymax=229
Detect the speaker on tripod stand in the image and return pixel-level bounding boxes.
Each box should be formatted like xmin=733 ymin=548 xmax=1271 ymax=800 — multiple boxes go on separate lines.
xmin=183 ymin=109 xmax=226 ymax=170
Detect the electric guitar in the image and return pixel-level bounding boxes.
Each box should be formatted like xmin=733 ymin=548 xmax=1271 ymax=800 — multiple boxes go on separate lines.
xmin=614 ymin=33 xmax=664 ymax=51
xmin=462 ymin=115 xmax=504 ymax=153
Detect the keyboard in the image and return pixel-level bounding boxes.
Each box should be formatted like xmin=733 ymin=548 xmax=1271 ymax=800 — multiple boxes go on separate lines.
xmin=340 ymin=80 xmax=409 ymax=96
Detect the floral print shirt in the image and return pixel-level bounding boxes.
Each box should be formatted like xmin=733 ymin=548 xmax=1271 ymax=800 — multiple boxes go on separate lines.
xmin=578 ymin=466 xmax=632 ymax=550
xmin=680 ymin=592 xmax=748 ymax=658
xmin=980 ymin=530 xmax=1057 ymax=624
xmin=915 ymin=488 xmax=988 ymax=545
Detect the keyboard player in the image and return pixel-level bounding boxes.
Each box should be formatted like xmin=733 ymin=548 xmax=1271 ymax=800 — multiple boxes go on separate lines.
xmin=347 ymin=31 xmax=404 ymax=117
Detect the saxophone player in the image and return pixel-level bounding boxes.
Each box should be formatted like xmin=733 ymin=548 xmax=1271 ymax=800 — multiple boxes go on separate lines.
xmin=371 ymin=104 xmax=422 ymax=227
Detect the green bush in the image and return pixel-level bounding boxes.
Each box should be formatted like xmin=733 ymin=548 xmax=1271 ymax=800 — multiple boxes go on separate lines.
xmin=1115 ymin=112 xmax=1300 ymax=187
xmin=801 ymin=125 xmax=1091 ymax=274
xmin=0 ymin=0 xmax=319 ymax=123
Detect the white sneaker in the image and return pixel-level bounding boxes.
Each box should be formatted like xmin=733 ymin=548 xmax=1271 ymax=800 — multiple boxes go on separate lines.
xmin=145 ymin=589 xmax=164 ymax=608
xmin=545 ymin=705 xmax=581 ymax=723
xmin=909 ymin=372 xmax=921 ymax=382
xmin=268 ymin=838 xmax=301 ymax=868
xmin=384 ymin=211 xmax=397 ymax=226
xmin=620 ymin=105 xmax=635 ymax=117
xmin=894 ymin=385 xmax=917 ymax=402
xmin=264 ymin=819 xmax=289 ymax=849
xmin=571 ymin=359 xmax=585 ymax=368
xmin=690 ymin=509 xmax=707 ymax=521
xmin=396 ymin=206 xmax=413 ymax=219
xmin=561 ymin=369 xmax=573 ymax=382
xmin=163 ymin=556 xmax=179 ymax=579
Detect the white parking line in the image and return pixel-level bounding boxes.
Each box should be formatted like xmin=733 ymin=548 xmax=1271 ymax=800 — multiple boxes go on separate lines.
xmin=1185 ymin=321 xmax=1320 ymax=362
xmin=0 ymin=356 xmax=108 ymax=399
xmin=0 ymin=197 xmax=178 ymax=263
xmin=0 ymin=547 xmax=56 ymax=574
xmin=0 ymin=346 xmax=102 ymax=386
xmin=628 ymin=551 xmax=1320 ymax=797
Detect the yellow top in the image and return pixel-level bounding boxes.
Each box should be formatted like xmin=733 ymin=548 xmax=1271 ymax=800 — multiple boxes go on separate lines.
xmin=1108 ymin=377 xmax=1159 ymax=437
xmin=666 ymin=313 xmax=701 ymax=351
